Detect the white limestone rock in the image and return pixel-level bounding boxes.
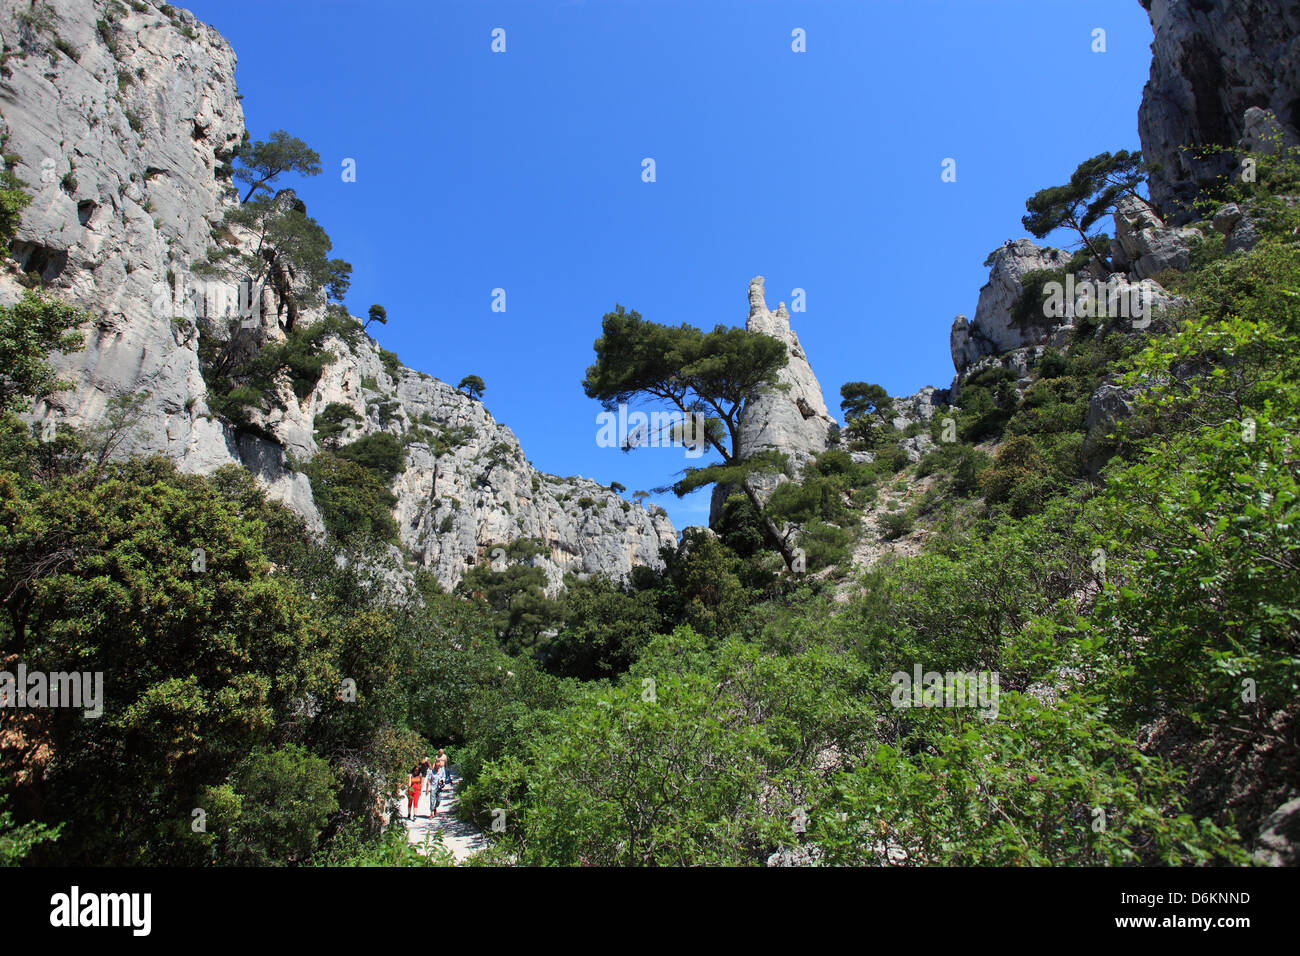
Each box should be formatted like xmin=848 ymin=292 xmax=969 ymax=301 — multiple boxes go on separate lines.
xmin=1112 ymin=195 xmax=1201 ymax=280
xmin=709 ymin=276 xmax=836 ymax=523
xmin=0 ymin=0 xmax=674 ymax=590
xmin=951 ymin=240 xmax=1073 ymax=373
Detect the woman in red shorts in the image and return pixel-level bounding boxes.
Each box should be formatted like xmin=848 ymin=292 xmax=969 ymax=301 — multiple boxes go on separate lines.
xmin=406 ymin=759 xmax=427 ymax=820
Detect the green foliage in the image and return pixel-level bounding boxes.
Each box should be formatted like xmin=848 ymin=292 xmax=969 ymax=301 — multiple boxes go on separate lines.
xmin=475 ymin=646 xmax=782 ymax=865
xmin=817 ymin=693 xmax=1243 ymax=865
xmin=584 ymin=305 xmax=786 ymax=465
xmin=657 ymin=528 xmax=755 ymax=638
xmin=318 ymin=820 xmax=454 ymax=867
xmin=840 ymin=381 xmax=895 ymax=448
xmin=200 ymin=310 xmax=360 ymax=427
xmin=799 ymin=518 xmax=851 ymax=570
xmin=916 ymin=442 xmax=990 ymax=498
xmin=457 ymin=549 xmax=560 ymax=654
xmin=0 ymin=148 xmax=31 ymax=246
xmin=198 ymin=196 xmax=351 ymax=330
xmin=950 ymin=365 xmax=1019 ymax=443
xmin=234 ymin=129 xmax=322 ymax=202
xmin=0 ymin=795 xmax=61 ymax=865
xmin=210 ymin=744 xmax=338 ymax=866
xmin=0 ymin=290 xmax=86 ymax=412
xmin=878 ymin=507 xmax=914 ymax=541
xmin=545 ymin=574 xmax=665 ymax=679
xmin=1011 ymin=268 xmax=1068 ymax=329
xmin=335 ymin=431 xmax=405 ymax=482
xmin=457 ymin=374 xmax=485 ymax=400
xmin=313 ymin=402 xmax=361 ymax=450
xmin=979 ymin=434 xmax=1052 ymax=517
xmin=379 ymin=348 xmax=401 ymax=380
xmin=1022 ymin=149 xmax=1145 ymax=268
xmin=306 ymin=451 xmax=399 ymax=545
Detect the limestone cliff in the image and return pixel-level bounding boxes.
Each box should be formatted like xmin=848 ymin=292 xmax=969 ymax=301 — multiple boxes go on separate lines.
xmin=0 ymin=0 xmax=674 ymax=590
xmin=708 ymin=277 xmax=836 ymax=524
xmin=1138 ymin=0 xmax=1300 ymax=221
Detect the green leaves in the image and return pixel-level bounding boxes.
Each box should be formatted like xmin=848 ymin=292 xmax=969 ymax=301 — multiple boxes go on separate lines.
xmin=0 ymin=290 xmax=87 ymax=413
xmin=583 ymin=304 xmax=788 ymax=464
xmin=817 ymin=693 xmax=1244 ymax=866
xmin=1022 ymin=149 xmax=1144 ymax=268
xmin=233 ymin=129 xmax=322 ymax=203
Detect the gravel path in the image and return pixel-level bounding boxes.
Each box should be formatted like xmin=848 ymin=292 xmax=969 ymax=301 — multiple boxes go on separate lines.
xmin=391 ymin=770 xmax=487 ymax=864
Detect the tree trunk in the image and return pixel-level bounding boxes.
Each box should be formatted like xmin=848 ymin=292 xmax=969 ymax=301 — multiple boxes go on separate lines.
xmin=739 ymin=474 xmax=799 ymax=570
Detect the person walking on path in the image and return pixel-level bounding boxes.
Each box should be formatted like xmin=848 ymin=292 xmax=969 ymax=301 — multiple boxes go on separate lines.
xmin=435 ymin=749 xmax=452 ymax=787
xmin=407 ymin=757 xmax=429 ymax=819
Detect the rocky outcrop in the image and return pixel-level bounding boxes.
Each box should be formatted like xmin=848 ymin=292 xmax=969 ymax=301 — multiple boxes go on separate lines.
xmin=890 ymin=386 xmax=945 ymax=432
xmin=1111 ymin=195 xmax=1200 ymax=280
xmin=1211 ymin=201 xmax=1262 ymax=256
xmin=733 ymin=276 xmax=836 ymax=461
xmin=312 ymin=340 xmax=677 ymax=592
xmin=709 ymin=277 xmax=836 ymax=523
xmin=0 ymin=0 xmax=674 ymax=591
xmin=1138 ymin=0 xmax=1300 ymax=221
xmin=950 ymin=240 xmax=1074 ymax=374
xmin=1253 ymin=796 xmax=1300 ymax=867
xmin=0 ymin=0 xmax=264 ymax=475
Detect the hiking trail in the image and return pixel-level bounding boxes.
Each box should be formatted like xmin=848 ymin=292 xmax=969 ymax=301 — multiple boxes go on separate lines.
xmin=390 ymin=769 xmax=487 ymax=864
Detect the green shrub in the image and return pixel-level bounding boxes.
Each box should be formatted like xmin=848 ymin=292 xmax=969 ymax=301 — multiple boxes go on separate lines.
xmin=313 ymin=402 xmax=360 ymax=449
xmin=306 ymin=451 xmax=399 ymax=544
xmin=878 ymin=508 xmax=913 ymax=541
xmin=336 ymin=431 xmax=406 ymax=482
xmin=799 ymin=518 xmax=851 ymax=570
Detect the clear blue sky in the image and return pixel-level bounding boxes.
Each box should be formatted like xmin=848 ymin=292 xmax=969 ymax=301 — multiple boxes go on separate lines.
xmin=182 ymin=0 xmax=1154 ymax=532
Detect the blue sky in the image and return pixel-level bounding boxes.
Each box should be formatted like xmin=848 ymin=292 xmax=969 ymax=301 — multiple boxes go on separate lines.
xmin=183 ymin=0 xmax=1154 ymax=532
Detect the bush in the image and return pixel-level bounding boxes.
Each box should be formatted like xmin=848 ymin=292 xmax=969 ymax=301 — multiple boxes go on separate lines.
xmin=979 ymin=435 xmax=1050 ymax=517
xmin=213 ymin=745 xmax=338 ymax=866
xmin=878 ymin=508 xmax=914 ymax=541
xmin=307 ymin=451 xmax=400 ymax=544
xmin=313 ymin=402 xmax=360 ymax=449
xmin=336 ymin=431 xmax=405 ymax=482
xmin=799 ymin=518 xmax=851 ymax=570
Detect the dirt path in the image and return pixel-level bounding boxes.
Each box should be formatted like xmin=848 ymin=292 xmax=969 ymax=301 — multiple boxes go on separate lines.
xmin=391 ymin=769 xmax=487 ymax=864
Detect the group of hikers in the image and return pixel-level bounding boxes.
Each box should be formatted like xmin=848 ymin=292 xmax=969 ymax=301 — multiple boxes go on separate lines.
xmin=405 ymin=749 xmax=454 ymax=820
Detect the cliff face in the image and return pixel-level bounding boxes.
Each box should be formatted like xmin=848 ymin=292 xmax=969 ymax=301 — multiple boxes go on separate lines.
xmin=1138 ymin=0 xmax=1300 ymax=220
xmin=0 ymin=0 xmax=251 ymax=467
xmin=0 ymin=0 xmax=674 ymax=590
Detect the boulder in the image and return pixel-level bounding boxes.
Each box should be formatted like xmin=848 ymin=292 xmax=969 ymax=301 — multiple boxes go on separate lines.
xmin=1112 ymin=195 xmax=1200 ymax=280
xmin=1253 ymin=796 xmax=1300 ymax=867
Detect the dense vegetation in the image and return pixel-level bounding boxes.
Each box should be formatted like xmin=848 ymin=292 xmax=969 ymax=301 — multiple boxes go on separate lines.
xmin=2 ymin=142 xmax=1296 ymax=867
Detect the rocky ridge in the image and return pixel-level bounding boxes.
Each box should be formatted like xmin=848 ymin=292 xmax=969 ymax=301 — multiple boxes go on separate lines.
xmin=0 ymin=0 xmax=674 ymax=591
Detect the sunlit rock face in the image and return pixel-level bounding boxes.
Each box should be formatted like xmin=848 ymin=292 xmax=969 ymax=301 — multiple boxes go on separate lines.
xmin=0 ymin=0 xmax=675 ymax=589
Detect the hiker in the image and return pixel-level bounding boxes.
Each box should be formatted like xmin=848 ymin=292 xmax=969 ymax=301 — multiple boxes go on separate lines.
xmin=407 ymin=757 xmax=429 ymax=820
xmin=435 ymin=749 xmax=452 ymax=788
xmin=424 ymin=759 xmax=438 ymax=812
xmin=418 ymin=756 xmax=432 ymax=816
xmin=429 ymin=750 xmax=448 ymax=818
